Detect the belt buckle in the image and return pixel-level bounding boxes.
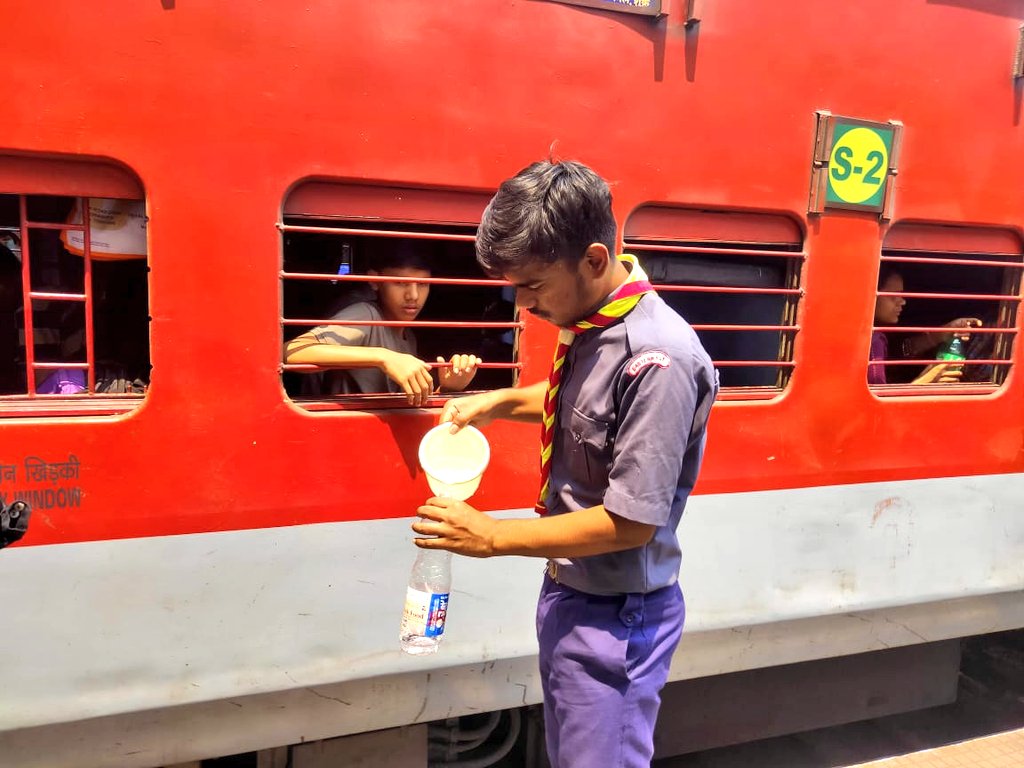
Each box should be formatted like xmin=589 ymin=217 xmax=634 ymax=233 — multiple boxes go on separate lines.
xmin=546 ymin=560 xmax=559 ymax=583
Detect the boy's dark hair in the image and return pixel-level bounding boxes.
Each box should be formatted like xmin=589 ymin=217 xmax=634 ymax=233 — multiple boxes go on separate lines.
xmin=475 ymin=160 xmax=617 ymax=276
xmin=371 ymin=242 xmax=433 ymax=273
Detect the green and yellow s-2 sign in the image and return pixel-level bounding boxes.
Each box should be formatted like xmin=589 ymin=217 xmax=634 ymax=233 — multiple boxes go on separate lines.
xmin=825 ymin=120 xmax=895 ymax=211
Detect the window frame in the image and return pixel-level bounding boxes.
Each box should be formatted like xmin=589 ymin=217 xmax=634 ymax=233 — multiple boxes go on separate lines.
xmin=623 ymin=205 xmax=806 ymax=402
xmin=279 ymin=181 xmax=521 ymax=412
xmin=0 ymin=155 xmax=148 ymax=418
xmin=868 ymin=222 xmax=1023 ymax=398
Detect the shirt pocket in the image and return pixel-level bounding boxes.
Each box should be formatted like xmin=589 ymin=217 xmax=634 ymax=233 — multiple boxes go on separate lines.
xmin=561 ymin=406 xmax=613 ymax=486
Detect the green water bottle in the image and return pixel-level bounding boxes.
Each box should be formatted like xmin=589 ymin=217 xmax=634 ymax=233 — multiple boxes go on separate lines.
xmin=937 ymin=336 xmax=966 ymax=362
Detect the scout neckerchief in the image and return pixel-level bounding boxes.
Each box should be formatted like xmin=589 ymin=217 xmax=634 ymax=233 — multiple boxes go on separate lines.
xmin=536 ymin=254 xmax=654 ymax=515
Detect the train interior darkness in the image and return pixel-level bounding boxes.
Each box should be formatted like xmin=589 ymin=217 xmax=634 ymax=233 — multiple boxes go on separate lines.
xmin=637 ymin=244 xmax=802 ymax=390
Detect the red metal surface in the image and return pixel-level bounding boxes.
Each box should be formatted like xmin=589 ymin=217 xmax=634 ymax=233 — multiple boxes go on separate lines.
xmin=282 ymin=319 xmax=521 ymax=328
xmin=880 ymin=256 xmax=1024 ymax=269
xmin=281 ymin=272 xmax=507 ymax=287
xmin=82 ymin=199 xmax=95 ymax=393
xmin=0 ymin=1 xmax=1018 ymax=548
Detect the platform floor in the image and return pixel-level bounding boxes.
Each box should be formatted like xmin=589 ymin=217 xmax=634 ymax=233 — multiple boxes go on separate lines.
xmin=850 ymin=727 xmax=1024 ymax=767
xmin=657 ymin=630 xmax=1024 ymax=768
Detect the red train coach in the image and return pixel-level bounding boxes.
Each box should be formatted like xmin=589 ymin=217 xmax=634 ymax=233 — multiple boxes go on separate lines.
xmin=0 ymin=1 xmax=1022 ymax=766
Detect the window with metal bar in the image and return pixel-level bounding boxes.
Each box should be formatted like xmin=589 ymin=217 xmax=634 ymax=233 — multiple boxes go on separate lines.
xmin=623 ymin=206 xmax=804 ymax=401
xmin=869 ymin=223 xmax=1022 ymax=396
xmin=0 ymin=193 xmax=149 ymax=417
xmin=280 ymin=183 xmax=520 ymax=411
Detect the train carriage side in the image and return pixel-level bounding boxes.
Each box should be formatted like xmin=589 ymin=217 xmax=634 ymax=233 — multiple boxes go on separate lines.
xmin=0 ymin=1 xmax=1022 ymax=766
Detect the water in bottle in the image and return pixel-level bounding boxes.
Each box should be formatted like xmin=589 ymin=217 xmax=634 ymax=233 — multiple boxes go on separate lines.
xmin=401 ymin=424 xmax=489 ymax=655
xmin=400 ymin=548 xmax=452 ymax=655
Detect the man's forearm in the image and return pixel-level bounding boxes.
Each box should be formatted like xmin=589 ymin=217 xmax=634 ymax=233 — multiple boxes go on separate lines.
xmin=490 ymin=381 xmax=547 ymax=423
xmin=489 ymin=505 xmax=654 ymax=559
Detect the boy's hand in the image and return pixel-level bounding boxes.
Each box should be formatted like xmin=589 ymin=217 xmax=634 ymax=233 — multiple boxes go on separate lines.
xmin=437 ymin=354 xmax=481 ymax=392
xmin=413 ymin=497 xmax=498 ymax=558
xmin=380 ymin=351 xmax=433 ymax=406
xmin=914 ymin=362 xmax=964 ymax=385
xmin=440 ymin=390 xmax=502 ymax=433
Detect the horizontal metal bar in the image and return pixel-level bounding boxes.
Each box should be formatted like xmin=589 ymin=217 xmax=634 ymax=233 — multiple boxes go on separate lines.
xmin=877 ymin=291 xmax=1021 ymax=301
xmin=715 ymin=388 xmax=784 ymax=401
xmin=873 ymin=358 xmax=1011 ymax=366
xmin=282 ymin=362 xmax=521 ymax=372
xmin=278 ymin=223 xmax=476 ymax=242
xmin=31 ymin=361 xmax=89 ymax=370
xmin=280 ymin=271 xmax=507 ymax=287
xmin=0 ymin=398 xmax=142 ymax=420
xmin=23 ymin=221 xmax=86 ymax=232
xmin=872 ymin=326 xmax=1016 ymax=334
xmin=871 ymin=384 xmax=1003 ymax=397
xmin=691 ymin=324 xmax=800 ymax=331
xmin=652 ymin=284 xmax=802 ymax=296
xmin=625 ymin=242 xmax=806 ymax=259
xmin=710 ymin=360 xmax=796 ymax=367
xmin=29 ymin=291 xmax=87 ymax=302
xmin=291 ymin=388 xmax=494 ymax=411
xmin=283 ymin=319 xmax=523 ymax=329
xmin=881 ymin=255 xmax=1024 ymax=269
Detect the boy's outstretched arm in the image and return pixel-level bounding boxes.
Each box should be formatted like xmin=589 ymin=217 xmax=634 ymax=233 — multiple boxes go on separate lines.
xmin=283 ymin=333 xmax=434 ymax=405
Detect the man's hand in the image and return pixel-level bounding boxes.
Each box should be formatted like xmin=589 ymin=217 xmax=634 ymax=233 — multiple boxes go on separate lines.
xmin=413 ymin=497 xmax=498 ymax=558
xmin=437 ymin=354 xmax=481 ymax=392
xmin=380 ymin=351 xmax=433 ymax=406
xmin=439 ymin=390 xmax=503 ymax=433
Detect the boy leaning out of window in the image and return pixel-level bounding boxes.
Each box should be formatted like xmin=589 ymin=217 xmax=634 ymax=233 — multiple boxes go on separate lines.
xmin=283 ymin=249 xmax=480 ymax=406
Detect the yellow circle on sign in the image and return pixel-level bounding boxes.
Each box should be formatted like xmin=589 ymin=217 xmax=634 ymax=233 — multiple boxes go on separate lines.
xmin=828 ymin=127 xmax=889 ymax=204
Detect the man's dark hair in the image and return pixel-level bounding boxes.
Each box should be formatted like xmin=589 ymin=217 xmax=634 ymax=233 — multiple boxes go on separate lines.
xmin=475 ymin=160 xmax=617 ymax=276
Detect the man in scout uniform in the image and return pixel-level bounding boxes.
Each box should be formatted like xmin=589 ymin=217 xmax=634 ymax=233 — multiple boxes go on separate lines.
xmin=412 ymin=160 xmax=717 ymax=768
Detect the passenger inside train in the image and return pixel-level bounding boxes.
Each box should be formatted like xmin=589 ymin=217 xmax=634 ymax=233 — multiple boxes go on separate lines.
xmin=282 ymin=244 xmax=482 ymax=406
xmin=870 ymin=264 xmax=982 ymax=385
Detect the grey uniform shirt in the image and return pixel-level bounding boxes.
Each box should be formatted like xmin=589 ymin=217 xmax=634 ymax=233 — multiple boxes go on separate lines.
xmin=308 ymin=301 xmax=417 ymax=395
xmin=547 ymin=292 xmax=718 ymax=595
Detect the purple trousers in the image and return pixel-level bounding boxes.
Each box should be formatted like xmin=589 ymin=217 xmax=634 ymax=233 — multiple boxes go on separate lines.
xmin=536 ymin=575 xmax=685 ymax=768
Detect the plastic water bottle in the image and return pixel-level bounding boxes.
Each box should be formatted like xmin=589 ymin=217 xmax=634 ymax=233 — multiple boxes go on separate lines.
xmin=937 ymin=336 xmax=966 ymax=362
xmin=400 ymin=548 xmax=452 ymax=655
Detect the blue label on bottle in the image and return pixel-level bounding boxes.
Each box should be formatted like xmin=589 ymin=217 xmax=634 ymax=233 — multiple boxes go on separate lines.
xmin=424 ymin=592 xmax=449 ymax=638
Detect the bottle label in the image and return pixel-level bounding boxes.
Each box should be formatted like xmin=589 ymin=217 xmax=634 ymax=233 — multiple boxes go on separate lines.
xmin=401 ymin=588 xmax=449 ymax=638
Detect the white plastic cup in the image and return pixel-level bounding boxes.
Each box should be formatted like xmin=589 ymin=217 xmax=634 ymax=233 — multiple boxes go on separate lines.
xmin=418 ymin=424 xmax=490 ymax=501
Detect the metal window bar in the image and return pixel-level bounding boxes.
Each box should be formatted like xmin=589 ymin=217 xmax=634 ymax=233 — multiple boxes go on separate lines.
xmin=19 ymin=198 xmax=96 ymax=397
xmin=278 ymin=223 xmax=477 ymax=243
xmin=872 ymin=248 xmax=1022 ymax=389
xmin=280 ymin=221 xmax=522 ymax=399
xmin=3 ymin=196 xmax=146 ymax=413
xmin=625 ymin=239 xmax=805 ymax=395
xmin=880 ymin=255 xmax=1024 ymax=269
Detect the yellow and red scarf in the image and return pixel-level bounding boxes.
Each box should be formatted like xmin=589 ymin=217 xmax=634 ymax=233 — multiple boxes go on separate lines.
xmin=536 ymin=254 xmax=654 ymax=514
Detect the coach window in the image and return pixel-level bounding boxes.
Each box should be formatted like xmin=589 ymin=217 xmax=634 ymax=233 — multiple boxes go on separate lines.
xmin=0 ymin=156 xmax=149 ymax=417
xmin=869 ymin=223 xmax=1022 ymax=396
xmin=280 ymin=182 xmax=520 ymax=411
xmin=623 ymin=206 xmax=804 ymax=401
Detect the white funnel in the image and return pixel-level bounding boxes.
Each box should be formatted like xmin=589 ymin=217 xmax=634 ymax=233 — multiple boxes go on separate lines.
xmin=418 ymin=424 xmax=490 ymax=501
